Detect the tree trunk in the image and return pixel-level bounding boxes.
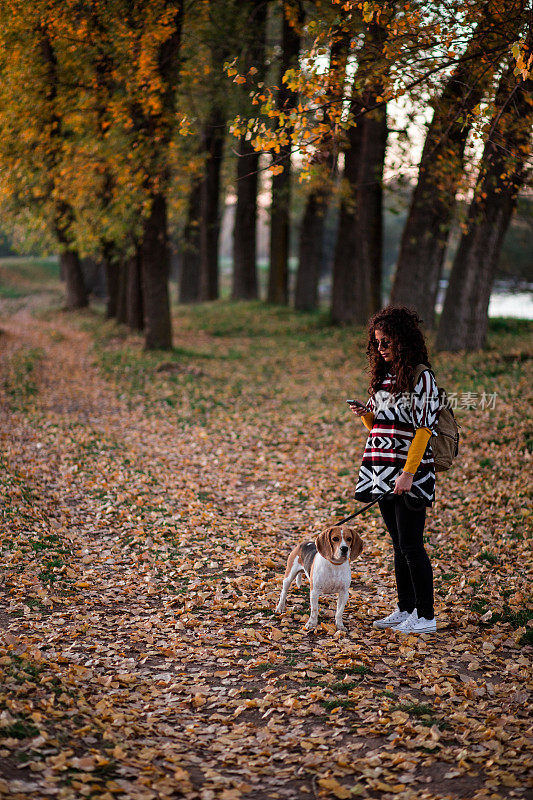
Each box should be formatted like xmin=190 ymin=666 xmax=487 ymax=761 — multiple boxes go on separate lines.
xmin=294 ymin=32 xmax=349 ymax=312
xmin=390 ymin=37 xmax=496 ymax=325
xmin=232 ymin=0 xmax=267 ymax=300
xmin=331 ymin=112 xmax=366 ymax=324
xmin=130 ymin=1 xmax=183 ymax=348
xmin=116 ymin=251 xmax=142 ymax=329
xmin=331 ymin=23 xmax=388 ymax=325
xmin=331 ymin=102 xmax=387 ymax=324
xmin=232 ymin=135 xmax=260 ymax=300
xmin=294 ymin=189 xmax=327 ymax=311
xmin=436 ymin=70 xmax=533 ymax=352
xmin=103 ymin=242 xmax=119 ymax=319
xmin=267 ymin=2 xmax=301 ymax=305
xmin=358 ymin=104 xmax=388 ymax=314
xmin=199 ymin=110 xmax=225 ymax=301
xmin=60 ymin=249 xmax=88 ymax=310
xmin=105 ymin=259 xmax=119 ymax=319
xmin=116 ymin=257 xmax=128 ymax=325
xmin=126 ymin=245 xmax=143 ymax=331
xmin=140 ymin=193 xmax=172 ymax=349
xmin=179 ymin=179 xmax=201 ymax=303
xmin=81 ymin=257 xmax=106 ymax=298
xmin=268 ymin=164 xmax=291 ymax=304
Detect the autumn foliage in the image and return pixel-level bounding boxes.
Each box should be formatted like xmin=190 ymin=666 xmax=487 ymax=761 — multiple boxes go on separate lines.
xmin=0 ymin=0 xmax=531 ymax=351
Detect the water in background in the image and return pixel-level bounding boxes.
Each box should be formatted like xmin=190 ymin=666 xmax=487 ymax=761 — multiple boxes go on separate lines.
xmin=488 ymin=292 xmax=533 ymax=319
xmin=435 ymin=280 xmax=533 ymax=320
xmin=314 ymin=275 xmax=533 ymax=320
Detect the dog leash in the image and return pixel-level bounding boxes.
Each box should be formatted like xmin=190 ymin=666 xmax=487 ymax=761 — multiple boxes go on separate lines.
xmin=335 ymin=488 xmax=394 ymax=525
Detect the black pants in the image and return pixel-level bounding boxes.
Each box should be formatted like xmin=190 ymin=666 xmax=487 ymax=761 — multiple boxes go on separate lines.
xmin=378 ymin=495 xmax=434 ymax=620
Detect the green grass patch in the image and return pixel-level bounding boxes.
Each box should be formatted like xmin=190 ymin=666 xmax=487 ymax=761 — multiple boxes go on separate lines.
xmin=491 ymin=606 xmax=533 ymax=644
xmin=2 ymin=346 xmax=44 ymax=410
xmin=320 ymin=698 xmax=354 ymax=711
xmin=487 ymin=318 xmax=532 ymax=335
xmin=394 ymin=702 xmax=450 ymax=729
xmin=478 ymin=550 xmax=497 ymax=565
xmin=0 ymin=285 xmax=29 ymax=298
xmin=253 ymin=663 xmax=272 ymax=672
xmin=329 ymin=681 xmax=358 ymax=693
xmin=73 ymin=300 xmax=533 ymax=439
xmin=0 ymin=257 xmax=60 ymax=298
xmin=395 ymin=702 xmax=434 ymax=717
xmin=523 ymin=434 xmax=533 ymax=454
xmin=339 ymin=664 xmax=371 ymax=676
xmin=0 ymin=718 xmax=39 ymax=740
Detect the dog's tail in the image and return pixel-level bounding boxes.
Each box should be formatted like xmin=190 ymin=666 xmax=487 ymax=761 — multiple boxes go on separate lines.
xmin=296 ymin=573 xmax=303 ymax=588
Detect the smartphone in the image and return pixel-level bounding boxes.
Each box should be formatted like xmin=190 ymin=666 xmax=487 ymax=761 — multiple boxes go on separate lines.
xmin=346 ymin=399 xmax=369 ymax=410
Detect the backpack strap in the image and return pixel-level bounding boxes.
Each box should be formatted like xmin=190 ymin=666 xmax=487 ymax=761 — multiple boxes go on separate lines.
xmin=413 ymin=363 xmax=431 ymax=388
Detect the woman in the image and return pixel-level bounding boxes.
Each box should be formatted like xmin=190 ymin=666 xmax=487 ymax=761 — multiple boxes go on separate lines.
xmin=352 ymin=306 xmax=440 ymax=634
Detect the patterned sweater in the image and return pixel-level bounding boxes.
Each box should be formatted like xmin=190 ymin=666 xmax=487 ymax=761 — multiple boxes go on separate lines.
xmin=354 ymin=369 xmax=440 ymax=504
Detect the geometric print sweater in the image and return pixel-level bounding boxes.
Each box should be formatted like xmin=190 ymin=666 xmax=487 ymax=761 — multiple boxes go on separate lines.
xmin=354 ymin=369 xmax=440 ymax=505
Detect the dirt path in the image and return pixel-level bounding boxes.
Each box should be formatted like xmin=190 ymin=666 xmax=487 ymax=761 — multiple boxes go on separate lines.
xmin=0 ymin=304 xmax=531 ymax=800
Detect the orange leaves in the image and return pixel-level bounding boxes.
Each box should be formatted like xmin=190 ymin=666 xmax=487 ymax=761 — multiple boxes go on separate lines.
xmin=317 ymin=776 xmax=351 ymax=798
xmin=511 ymin=40 xmax=533 ymax=80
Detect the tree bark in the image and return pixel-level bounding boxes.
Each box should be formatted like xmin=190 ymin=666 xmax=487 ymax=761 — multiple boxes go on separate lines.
xmin=179 ymin=179 xmax=202 ymax=303
xmin=232 ymin=135 xmax=260 ymax=299
xmin=267 ymin=2 xmax=301 ymax=305
xmin=358 ymin=104 xmax=388 ymax=314
xmin=295 ymin=189 xmax=328 ymax=311
xmin=199 ymin=110 xmax=225 ymax=301
xmin=436 ymin=69 xmax=533 ymax=352
xmin=331 ymin=111 xmax=366 ymax=324
xmin=268 ymin=161 xmax=292 ymax=305
xmin=331 ymin=22 xmax=388 ymax=325
xmin=116 ymin=257 xmax=128 ymax=325
xmin=126 ymin=245 xmax=143 ymax=331
xmin=105 ymin=260 xmax=119 ymax=319
xmin=103 ymin=242 xmax=119 ymax=319
xmin=60 ymin=249 xmax=88 ymax=310
xmin=135 ymin=0 xmax=183 ymax=349
xmin=295 ymin=32 xmax=349 ymax=312
xmin=232 ymin=0 xmax=267 ymax=300
xmin=38 ymin=28 xmax=88 ymax=311
xmin=390 ymin=34 xmax=497 ymax=325
xmin=140 ymin=193 xmax=172 ymax=349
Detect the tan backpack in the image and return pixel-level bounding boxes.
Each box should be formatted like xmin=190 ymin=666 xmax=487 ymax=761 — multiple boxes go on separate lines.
xmin=413 ymin=364 xmax=460 ymax=473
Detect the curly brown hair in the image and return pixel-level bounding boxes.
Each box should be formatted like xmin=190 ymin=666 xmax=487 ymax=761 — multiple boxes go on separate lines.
xmin=366 ymin=306 xmax=431 ymax=396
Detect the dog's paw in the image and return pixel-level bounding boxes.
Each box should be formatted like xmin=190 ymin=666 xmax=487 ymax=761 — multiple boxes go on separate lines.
xmin=275 ymin=603 xmax=285 ymax=614
xmin=304 ymin=620 xmax=317 ymax=631
xmin=335 ymin=622 xmax=348 ymax=632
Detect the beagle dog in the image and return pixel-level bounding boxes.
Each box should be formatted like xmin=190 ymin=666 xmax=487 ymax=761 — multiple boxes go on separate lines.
xmin=275 ymin=525 xmax=363 ymax=631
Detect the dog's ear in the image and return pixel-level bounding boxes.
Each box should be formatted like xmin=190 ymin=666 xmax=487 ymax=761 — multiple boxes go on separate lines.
xmin=348 ymin=528 xmax=363 ymax=560
xmin=315 ymin=527 xmax=335 ymax=561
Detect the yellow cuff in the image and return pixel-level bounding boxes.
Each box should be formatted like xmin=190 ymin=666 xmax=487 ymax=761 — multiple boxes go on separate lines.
xmin=361 ymin=411 xmax=375 ymax=431
xmin=403 ymin=427 xmax=432 ymax=474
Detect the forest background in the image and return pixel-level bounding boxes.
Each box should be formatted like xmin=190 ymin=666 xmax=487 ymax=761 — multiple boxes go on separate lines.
xmin=0 ymin=0 xmax=531 ymax=350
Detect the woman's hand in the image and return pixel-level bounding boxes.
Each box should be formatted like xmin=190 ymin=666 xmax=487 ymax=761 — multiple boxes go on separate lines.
xmin=394 ymin=471 xmax=414 ymax=494
xmin=352 ymin=406 xmax=369 ymax=417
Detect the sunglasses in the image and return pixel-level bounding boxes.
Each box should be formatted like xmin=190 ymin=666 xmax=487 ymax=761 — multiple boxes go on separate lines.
xmin=375 ymin=338 xmax=391 ymax=351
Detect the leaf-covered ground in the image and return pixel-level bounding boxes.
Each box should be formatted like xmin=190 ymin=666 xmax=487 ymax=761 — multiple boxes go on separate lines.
xmin=0 ymin=267 xmax=531 ymax=800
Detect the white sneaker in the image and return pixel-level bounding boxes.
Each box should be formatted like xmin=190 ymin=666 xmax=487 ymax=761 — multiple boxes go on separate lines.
xmin=397 ymin=612 xmax=436 ymax=634
xmin=373 ymin=607 xmax=412 ymax=630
